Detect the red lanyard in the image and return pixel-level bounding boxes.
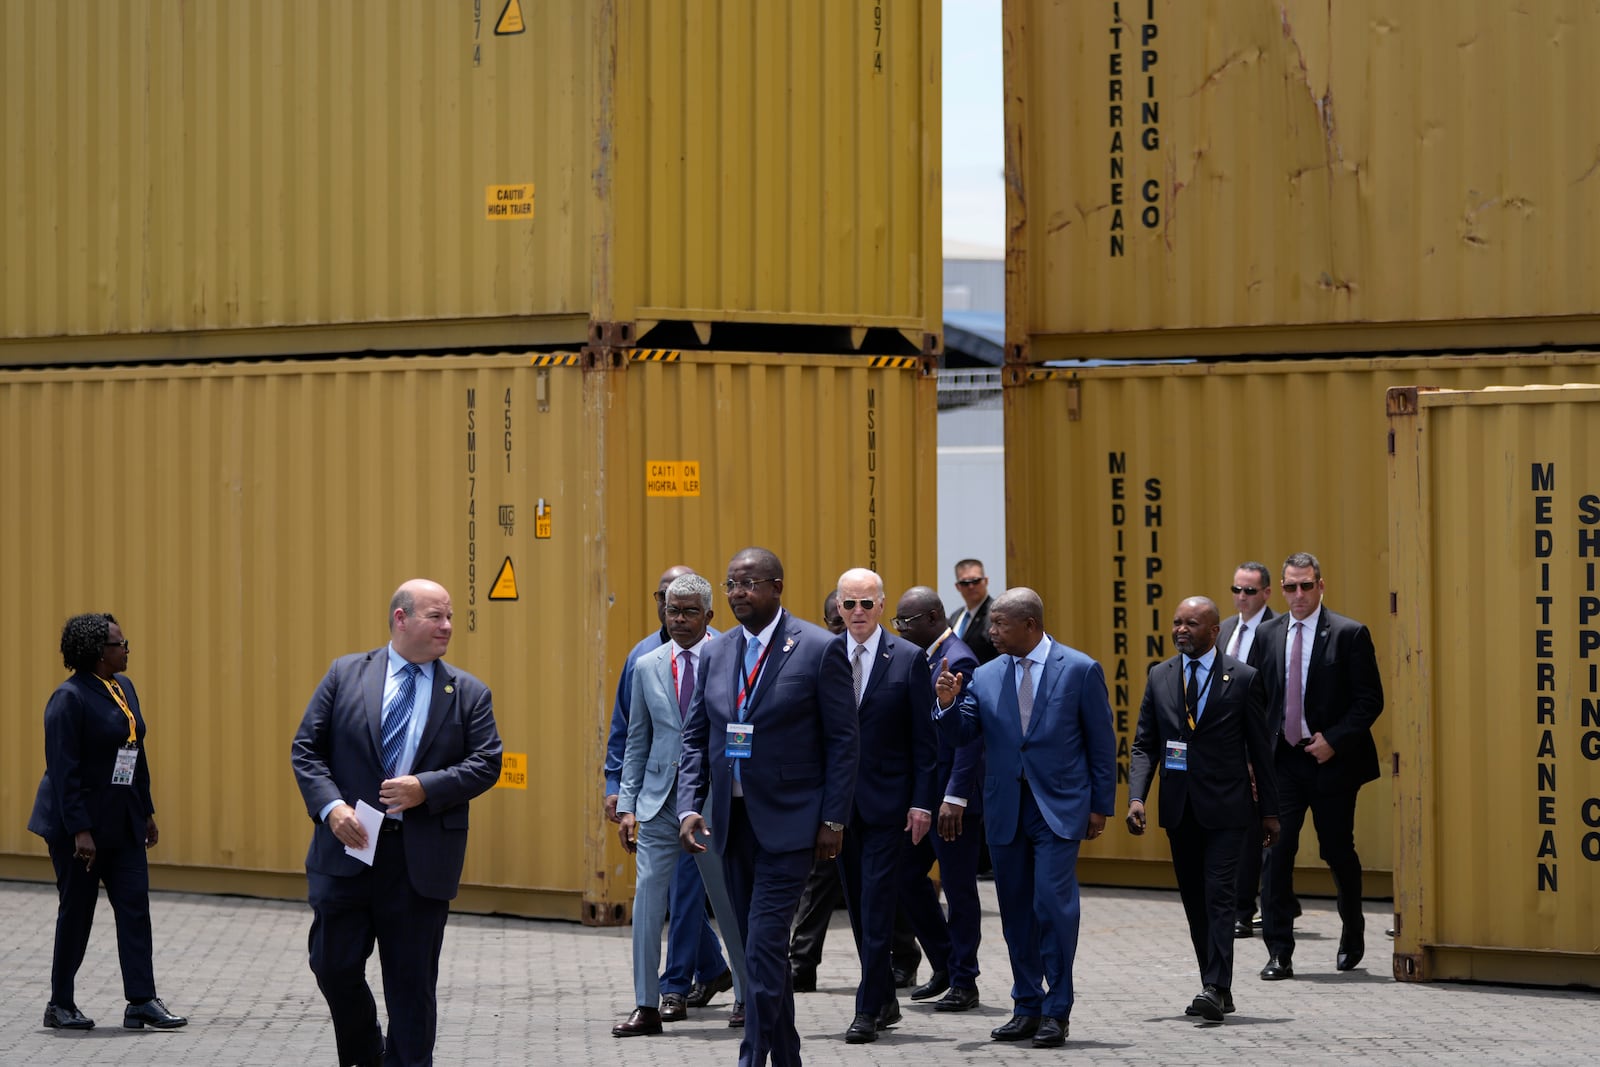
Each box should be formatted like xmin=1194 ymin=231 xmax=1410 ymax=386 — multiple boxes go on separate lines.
xmin=98 ymin=677 xmax=139 ymax=745
xmin=736 ymin=639 xmax=774 ymax=717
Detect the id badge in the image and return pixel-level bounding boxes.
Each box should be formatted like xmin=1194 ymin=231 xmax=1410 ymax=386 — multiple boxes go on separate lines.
xmin=1164 ymin=740 xmax=1188 ymax=772
xmin=112 ymin=745 xmax=138 ymax=786
xmin=725 ymin=722 xmax=754 ymax=760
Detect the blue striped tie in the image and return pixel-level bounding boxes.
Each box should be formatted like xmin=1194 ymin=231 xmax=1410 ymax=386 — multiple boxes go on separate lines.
xmin=381 ymin=663 xmax=421 ymax=777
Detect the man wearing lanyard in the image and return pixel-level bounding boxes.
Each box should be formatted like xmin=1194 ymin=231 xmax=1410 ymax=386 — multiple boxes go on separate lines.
xmin=1127 ymin=596 xmax=1279 ymax=1022
xmin=677 ymin=547 xmax=857 ymax=1067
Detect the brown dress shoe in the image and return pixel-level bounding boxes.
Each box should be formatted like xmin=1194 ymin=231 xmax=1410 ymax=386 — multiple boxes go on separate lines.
xmin=659 ymin=992 xmax=688 ymax=1021
xmin=612 ymin=1006 xmax=663 ymax=1037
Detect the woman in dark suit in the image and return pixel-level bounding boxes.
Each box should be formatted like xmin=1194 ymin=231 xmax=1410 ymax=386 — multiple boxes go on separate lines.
xmin=27 ymin=612 xmax=187 ymax=1032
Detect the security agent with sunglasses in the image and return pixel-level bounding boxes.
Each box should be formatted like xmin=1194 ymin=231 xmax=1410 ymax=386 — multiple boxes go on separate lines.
xmin=949 ymin=559 xmax=999 ymax=665
xmin=677 ymin=547 xmax=858 ymax=1067
xmin=1246 ymin=552 xmax=1384 ymax=981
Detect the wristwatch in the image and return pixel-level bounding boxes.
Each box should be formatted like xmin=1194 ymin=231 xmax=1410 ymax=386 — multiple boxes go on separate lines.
xmin=822 ymin=821 xmax=845 ymax=832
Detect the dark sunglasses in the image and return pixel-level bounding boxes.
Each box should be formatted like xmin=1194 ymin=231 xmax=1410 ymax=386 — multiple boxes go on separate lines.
xmin=840 ymin=598 xmax=877 ymax=611
xmin=104 ymin=639 xmax=130 ymax=650
xmin=955 ymin=577 xmax=985 ymax=587
xmin=1282 ymin=580 xmax=1319 ymax=593
xmin=1230 ymin=585 xmax=1261 ymax=596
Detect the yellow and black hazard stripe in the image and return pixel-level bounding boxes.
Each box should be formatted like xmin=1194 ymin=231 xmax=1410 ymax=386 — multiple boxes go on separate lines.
xmin=628 ymin=349 xmax=682 ymax=362
xmin=528 ymin=353 xmax=581 ymax=367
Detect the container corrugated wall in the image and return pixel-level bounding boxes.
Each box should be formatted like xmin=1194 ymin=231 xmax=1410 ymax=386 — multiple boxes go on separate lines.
xmin=0 ymin=351 xmax=935 ymax=920
xmin=1002 ymin=353 xmax=1600 ymax=894
xmin=1004 ymin=0 xmax=1600 ymax=360
xmin=1 ymin=1 xmax=940 ymax=363
xmin=1388 ymin=384 xmax=1600 ymax=986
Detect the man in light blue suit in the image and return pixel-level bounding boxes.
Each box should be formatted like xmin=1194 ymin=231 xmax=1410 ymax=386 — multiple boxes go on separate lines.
xmin=934 ymin=588 xmax=1116 ymax=1050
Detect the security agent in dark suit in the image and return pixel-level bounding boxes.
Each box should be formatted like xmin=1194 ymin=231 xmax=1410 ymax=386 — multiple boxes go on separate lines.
xmin=828 ymin=569 xmax=939 ymax=1044
xmin=1127 ymin=597 xmax=1280 ymax=1021
xmin=1248 ymin=552 xmax=1384 ymax=981
xmin=291 ymin=578 xmax=503 ymax=1067
xmin=892 ymin=585 xmax=985 ymax=1013
xmin=950 ymin=558 xmax=999 ymax=665
xmin=678 ymin=548 xmax=858 ymax=1067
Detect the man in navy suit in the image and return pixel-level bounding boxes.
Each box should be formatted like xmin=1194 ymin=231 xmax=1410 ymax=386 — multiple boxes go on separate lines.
xmin=291 ymin=578 xmax=502 ymax=1067
xmin=828 ymin=568 xmax=939 ymax=1044
xmin=1127 ymin=596 xmax=1279 ymax=1021
xmin=678 ymin=547 xmax=858 ymax=1067
xmin=934 ymin=588 xmax=1116 ymax=1049
xmin=892 ymin=585 xmax=984 ymax=1013
xmin=1249 ymin=552 xmax=1384 ymax=981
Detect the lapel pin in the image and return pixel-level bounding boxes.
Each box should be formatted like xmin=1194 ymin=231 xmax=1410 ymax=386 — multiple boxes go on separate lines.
xmin=444 ymin=684 xmax=454 ymax=694
xmin=1222 ymin=674 xmax=1230 ymax=683
xmin=783 ymin=637 xmax=795 ymax=652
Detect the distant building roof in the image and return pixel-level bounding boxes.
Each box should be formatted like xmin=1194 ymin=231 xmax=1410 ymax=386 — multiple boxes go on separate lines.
xmin=943 ymin=310 xmax=1005 ymax=367
xmin=942 ymin=239 xmax=1005 ymax=261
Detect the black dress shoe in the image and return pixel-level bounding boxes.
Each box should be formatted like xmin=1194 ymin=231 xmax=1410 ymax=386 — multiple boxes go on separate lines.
xmin=876 ymin=999 xmax=902 ymax=1029
xmin=845 ymin=1013 xmax=879 ymax=1044
xmin=990 ymin=1014 xmax=1041 ymax=1041
xmin=728 ymin=1001 xmax=745 ymax=1028
xmin=123 ymin=997 xmax=187 ymax=1030
xmin=43 ymin=1002 xmax=94 ymax=1030
xmin=891 ymin=964 xmax=917 ymax=989
xmin=659 ymin=992 xmax=687 ymax=1022
xmin=1337 ymin=933 xmax=1365 ymax=971
xmin=1233 ymin=919 xmax=1253 ymax=939
xmin=686 ymin=968 xmax=733 ymax=1007
xmin=790 ymin=965 xmax=818 ymax=993
xmin=1260 ymin=957 xmax=1294 ymax=981
xmin=1032 ymin=1016 xmax=1068 ymax=1048
xmin=1188 ymin=985 xmax=1225 ymax=1022
xmin=612 ymin=1006 xmax=662 ymax=1037
xmin=934 ymin=986 xmax=980 ymax=1012
xmin=910 ymin=969 xmax=949 ymax=1001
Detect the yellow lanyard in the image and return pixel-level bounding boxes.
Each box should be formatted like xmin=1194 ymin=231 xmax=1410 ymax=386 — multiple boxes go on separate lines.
xmin=98 ymin=677 xmax=139 ymax=745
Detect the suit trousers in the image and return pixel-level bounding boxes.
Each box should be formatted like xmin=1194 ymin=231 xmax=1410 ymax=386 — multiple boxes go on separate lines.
xmin=836 ymin=819 xmax=907 ymax=1016
xmin=308 ymin=827 xmax=450 ymax=1067
xmin=660 ymin=841 xmax=730 ymax=995
xmin=1167 ymin=810 xmax=1247 ymax=990
xmin=1262 ymin=743 xmax=1365 ymax=962
xmin=896 ymin=835 xmax=955 ymax=980
xmin=922 ymin=817 xmax=982 ymax=988
xmin=989 ymin=785 xmax=1082 ymax=1020
xmin=723 ymin=798 xmax=812 ymax=1067
xmin=789 ymin=861 xmax=923 ymax=975
xmin=46 ymin=833 xmax=157 ymax=1007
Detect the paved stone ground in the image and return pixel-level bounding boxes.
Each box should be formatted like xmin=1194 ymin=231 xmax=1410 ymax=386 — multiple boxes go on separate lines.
xmin=0 ymin=877 xmax=1594 ymax=1065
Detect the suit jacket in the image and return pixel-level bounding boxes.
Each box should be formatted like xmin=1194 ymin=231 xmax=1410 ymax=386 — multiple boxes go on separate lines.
xmin=829 ymin=628 xmax=939 ymax=827
xmin=604 ymin=627 xmax=669 ymax=798
xmin=28 ymin=672 xmax=155 ymax=847
xmin=678 ymin=609 xmax=858 ymax=855
xmin=1248 ymin=607 xmax=1384 ymax=792
xmin=926 ymin=631 xmax=984 ymax=812
xmin=1128 ymin=652 xmax=1278 ymax=830
xmin=937 ymin=637 xmax=1117 ymax=845
xmin=950 ymin=595 xmax=998 ymax=665
xmin=618 ymin=639 xmax=701 ymax=822
xmin=291 ymin=648 xmax=503 ymax=900
xmin=1217 ymin=606 xmax=1275 ymax=662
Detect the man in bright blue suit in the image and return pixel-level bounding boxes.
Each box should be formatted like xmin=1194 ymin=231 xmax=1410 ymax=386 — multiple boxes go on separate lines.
xmin=934 ymin=588 xmax=1116 ymax=1050
xmin=678 ymin=547 xmax=858 ymax=1067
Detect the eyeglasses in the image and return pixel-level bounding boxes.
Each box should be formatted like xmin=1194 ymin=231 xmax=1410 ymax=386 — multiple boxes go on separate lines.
xmin=652 ymin=590 xmax=668 ymax=604
xmin=955 ymin=577 xmax=985 ymax=587
xmin=1282 ymin=580 xmax=1319 ymax=593
xmin=891 ymin=610 xmax=932 ymax=632
xmin=104 ymin=639 xmax=130 ymax=650
xmin=724 ymin=577 xmax=778 ymax=594
xmin=664 ymin=605 xmax=705 ymax=620
xmin=825 ymin=616 xmax=844 ymax=628
xmin=1230 ymin=585 xmax=1261 ymax=596
xmin=839 ymin=598 xmax=878 ymax=611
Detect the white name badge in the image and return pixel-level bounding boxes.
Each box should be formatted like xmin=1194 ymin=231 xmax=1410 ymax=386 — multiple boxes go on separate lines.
xmin=112 ymin=746 xmax=138 ymax=786
xmin=1164 ymin=740 xmax=1188 ymax=772
xmin=725 ymin=722 xmax=754 ymax=759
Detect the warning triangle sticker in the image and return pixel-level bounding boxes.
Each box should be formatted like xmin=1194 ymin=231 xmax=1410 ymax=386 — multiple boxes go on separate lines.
xmin=489 ymin=557 xmax=519 ymax=600
xmin=495 ymin=0 xmax=526 ymax=36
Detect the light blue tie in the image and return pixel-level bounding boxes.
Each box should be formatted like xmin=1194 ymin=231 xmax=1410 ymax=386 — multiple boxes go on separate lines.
xmin=381 ymin=663 xmax=421 ymax=777
xmin=736 ymin=637 xmax=761 ymax=785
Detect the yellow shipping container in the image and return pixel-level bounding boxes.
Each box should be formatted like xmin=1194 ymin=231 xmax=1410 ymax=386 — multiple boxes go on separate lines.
xmin=0 ymin=1 xmax=940 ymax=364
xmin=1003 ymin=352 xmax=1600 ymax=895
xmin=1005 ymin=0 xmax=1600 ymax=360
xmin=1388 ymin=383 xmax=1600 ymax=986
xmin=0 ymin=349 xmax=936 ymax=921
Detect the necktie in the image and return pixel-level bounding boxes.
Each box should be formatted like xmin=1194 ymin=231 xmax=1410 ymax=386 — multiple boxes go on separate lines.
xmin=740 ymin=637 xmax=762 ymax=720
xmin=381 ymin=662 xmax=421 ymax=777
xmin=1285 ymin=622 xmax=1305 ymax=744
xmin=1018 ymin=658 xmax=1035 ymax=734
xmin=677 ymin=650 xmax=694 ymax=721
xmin=1186 ymin=658 xmax=1201 ymax=720
xmin=852 ymin=644 xmax=867 ymax=707
xmin=1230 ymin=622 xmax=1247 ymax=658
xmin=955 ymin=610 xmax=969 ymax=638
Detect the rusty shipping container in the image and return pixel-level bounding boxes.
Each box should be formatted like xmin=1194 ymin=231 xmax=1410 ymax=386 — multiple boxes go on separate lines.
xmin=0 ymin=350 xmax=936 ymax=920
xmin=1002 ymin=352 xmax=1600 ymax=895
xmin=1388 ymin=383 xmax=1600 ymax=987
xmin=1004 ymin=0 xmax=1600 ymax=361
xmin=0 ymin=1 xmax=940 ymax=363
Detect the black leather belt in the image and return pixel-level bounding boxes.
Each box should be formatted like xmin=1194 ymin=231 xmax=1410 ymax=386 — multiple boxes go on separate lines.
xmin=380 ymin=819 xmax=403 ymax=832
